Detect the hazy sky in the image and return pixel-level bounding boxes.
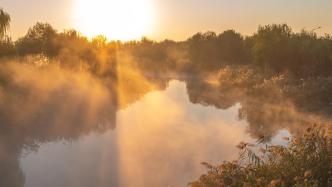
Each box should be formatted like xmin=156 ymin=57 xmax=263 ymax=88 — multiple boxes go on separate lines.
xmin=1 ymin=0 xmax=332 ymax=40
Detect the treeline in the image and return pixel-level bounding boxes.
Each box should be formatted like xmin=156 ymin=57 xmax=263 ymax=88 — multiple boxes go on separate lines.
xmin=120 ymin=38 xmax=181 ymax=75
xmin=0 ymin=22 xmax=118 ymax=78
xmin=186 ymin=30 xmax=249 ymax=72
xmin=186 ymin=24 xmax=332 ymax=77
xmin=1 ymin=7 xmax=332 ymax=78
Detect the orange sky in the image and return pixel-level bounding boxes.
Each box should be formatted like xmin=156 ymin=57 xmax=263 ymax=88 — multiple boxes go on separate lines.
xmin=2 ymin=0 xmax=332 ymax=41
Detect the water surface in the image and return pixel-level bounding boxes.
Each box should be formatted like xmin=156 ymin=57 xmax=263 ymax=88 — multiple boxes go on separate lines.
xmin=1 ymin=80 xmax=292 ymax=187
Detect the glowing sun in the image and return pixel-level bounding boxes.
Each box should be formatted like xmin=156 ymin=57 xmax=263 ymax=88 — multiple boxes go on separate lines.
xmin=73 ymin=0 xmax=154 ymax=41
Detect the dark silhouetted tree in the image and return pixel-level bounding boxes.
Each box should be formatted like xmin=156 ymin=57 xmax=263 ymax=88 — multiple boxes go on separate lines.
xmin=0 ymin=8 xmax=10 ymax=39
xmin=218 ymin=30 xmax=248 ymax=64
xmin=0 ymin=8 xmax=16 ymax=57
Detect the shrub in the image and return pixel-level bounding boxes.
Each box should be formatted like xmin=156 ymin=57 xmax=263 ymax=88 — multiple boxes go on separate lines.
xmin=190 ymin=125 xmax=332 ymax=187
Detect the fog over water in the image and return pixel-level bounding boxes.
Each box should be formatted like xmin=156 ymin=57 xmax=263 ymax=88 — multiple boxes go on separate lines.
xmin=0 ymin=73 xmax=297 ymax=187
xmin=20 ymin=80 xmax=254 ymax=187
xmin=0 ymin=60 xmax=329 ymax=187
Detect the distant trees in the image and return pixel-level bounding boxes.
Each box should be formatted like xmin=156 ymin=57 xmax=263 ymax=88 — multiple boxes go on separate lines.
xmin=187 ymin=32 xmax=220 ymax=71
xmin=250 ymin=24 xmax=293 ymax=72
xmin=186 ymin=24 xmax=332 ymax=77
xmin=187 ymin=30 xmax=248 ymax=73
xmin=250 ymin=24 xmax=332 ymax=77
xmin=16 ymin=23 xmax=58 ymax=56
xmin=126 ymin=37 xmax=178 ymax=74
xmin=218 ymin=30 xmax=249 ymax=64
xmin=290 ymin=31 xmax=332 ymax=76
xmin=11 ymin=23 xmax=117 ymax=77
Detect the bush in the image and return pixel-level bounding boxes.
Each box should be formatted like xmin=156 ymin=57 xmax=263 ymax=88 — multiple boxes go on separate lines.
xmin=190 ymin=125 xmax=332 ymax=187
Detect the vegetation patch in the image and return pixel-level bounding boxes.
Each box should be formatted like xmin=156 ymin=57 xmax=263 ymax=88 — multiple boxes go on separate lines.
xmin=190 ymin=125 xmax=332 ymax=187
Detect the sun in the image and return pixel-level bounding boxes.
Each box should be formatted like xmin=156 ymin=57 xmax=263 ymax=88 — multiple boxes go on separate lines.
xmin=73 ymin=0 xmax=155 ymax=41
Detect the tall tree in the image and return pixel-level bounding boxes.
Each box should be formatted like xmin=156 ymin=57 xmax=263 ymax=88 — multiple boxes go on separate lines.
xmin=0 ymin=8 xmax=10 ymax=39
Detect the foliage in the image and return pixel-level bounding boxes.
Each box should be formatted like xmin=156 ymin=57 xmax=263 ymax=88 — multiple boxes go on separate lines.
xmin=190 ymin=125 xmax=332 ymax=187
xmin=54 ymin=31 xmax=117 ymax=77
xmin=187 ymin=30 xmax=248 ymax=73
xmin=1 ymin=13 xmax=331 ymax=79
xmin=250 ymin=24 xmax=293 ymax=72
xmin=16 ymin=23 xmax=58 ymax=56
xmin=124 ymin=37 xmax=179 ymax=74
xmin=213 ymin=64 xmax=332 ymax=115
xmin=186 ymin=24 xmax=332 ymax=78
xmin=250 ymin=24 xmax=332 ymax=77
xmin=0 ymin=8 xmax=10 ymax=39
xmin=0 ymin=36 xmax=16 ymax=57
xmin=218 ymin=30 xmax=249 ymax=64
xmin=0 ymin=8 xmax=14 ymax=58
xmin=13 ymin=25 xmax=117 ymax=77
